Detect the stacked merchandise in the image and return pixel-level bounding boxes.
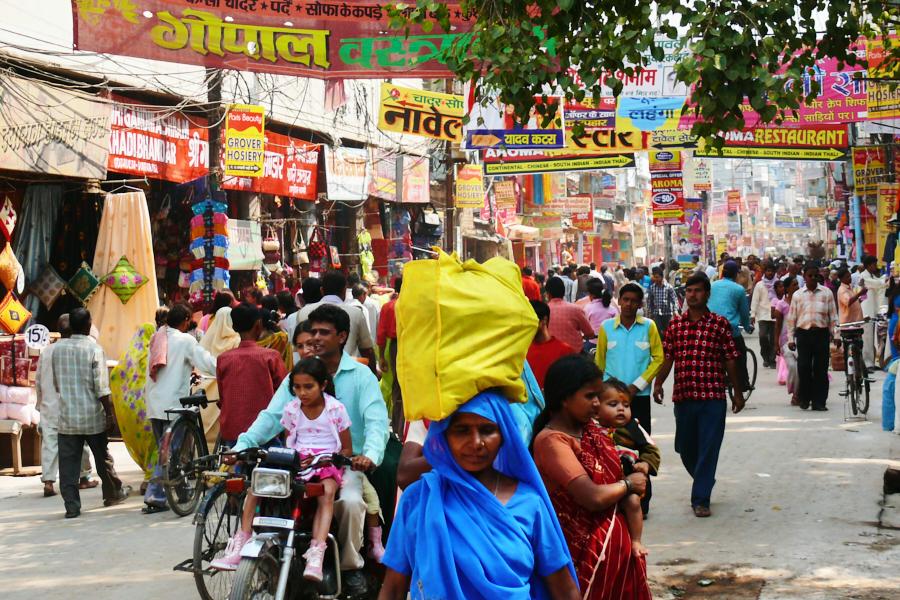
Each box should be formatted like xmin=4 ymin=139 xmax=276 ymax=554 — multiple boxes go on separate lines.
xmin=0 ymin=335 xmax=43 ymax=426
xmin=410 ymin=204 xmax=443 ymax=259
xmin=388 ymin=207 xmax=412 ymax=278
xmin=189 ymin=187 xmax=230 ymax=310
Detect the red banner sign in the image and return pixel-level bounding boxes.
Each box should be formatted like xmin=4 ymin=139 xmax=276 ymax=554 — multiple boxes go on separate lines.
xmin=72 ymin=0 xmax=472 ymax=79
xmin=221 ymin=131 xmax=319 ymax=200
xmin=107 ymin=96 xmax=209 ymax=183
xmin=727 ymin=190 xmax=742 ymax=213
xmin=572 ymin=211 xmax=593 ymax=231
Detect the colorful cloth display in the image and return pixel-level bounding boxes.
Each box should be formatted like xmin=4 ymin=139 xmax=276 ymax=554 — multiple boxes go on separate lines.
xmin=28 ymin=264 xmax=66 ymax=310
xmin=103 ymin=256 xmax=149 ymax=305
xmin=65 ymin=262 xmax=103 ymax=307
xmin=0 ymin=292 xmax=31 ymax=334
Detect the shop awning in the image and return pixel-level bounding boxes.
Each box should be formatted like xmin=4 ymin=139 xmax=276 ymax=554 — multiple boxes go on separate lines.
xmin=227 ymin=219 xmax=265 ymax=270
xmin=505 ymin=224 xmax=541 ymax=241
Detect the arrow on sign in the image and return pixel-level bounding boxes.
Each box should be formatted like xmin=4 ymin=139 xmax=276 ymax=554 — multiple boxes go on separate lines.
xmin=469 ymin=134 xmax=503 ymax=147
xmin=396 ymin=99 xmax=425 ymax=108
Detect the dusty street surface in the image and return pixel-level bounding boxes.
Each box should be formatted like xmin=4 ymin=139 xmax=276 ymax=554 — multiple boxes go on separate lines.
xmin=1 ymin=333 xmax=898 ymax=600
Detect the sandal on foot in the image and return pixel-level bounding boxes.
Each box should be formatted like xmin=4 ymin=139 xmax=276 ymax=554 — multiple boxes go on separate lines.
xmin=79 ymin=479 xmax=100 ymax=490
xmin=693 ymin=506 xmax=711 ymax=518
xmin=141 ymin=503 xmax=169 ymax=514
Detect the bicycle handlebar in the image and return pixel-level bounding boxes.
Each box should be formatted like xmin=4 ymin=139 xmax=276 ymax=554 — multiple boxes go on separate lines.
xmin=837 ymin=318 xmax=871 ymax=329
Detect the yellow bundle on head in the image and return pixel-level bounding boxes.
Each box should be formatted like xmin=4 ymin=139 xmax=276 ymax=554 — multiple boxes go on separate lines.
xmin=396 ymin=250 xmax=538 ymax=421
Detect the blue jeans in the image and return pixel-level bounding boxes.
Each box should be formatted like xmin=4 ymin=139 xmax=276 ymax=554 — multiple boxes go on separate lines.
xmin=883 ymin=359 xmax=898 ymax=432
xmin=674 ymin=400 xmax=727 ymax=508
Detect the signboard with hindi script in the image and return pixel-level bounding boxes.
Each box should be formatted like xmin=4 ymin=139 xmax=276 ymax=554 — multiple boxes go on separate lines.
xmin=482 ymin=148 xmax=635 ymax=176
xmin=494 ymin=180 xmax=516 ymax=210
xmin=224 ymin=105 xmax=265 ymax=177
xmin=71 ymin=0 xmax=475 ymax=79
xmin=378 ymin=83 xmax=464 ymax=143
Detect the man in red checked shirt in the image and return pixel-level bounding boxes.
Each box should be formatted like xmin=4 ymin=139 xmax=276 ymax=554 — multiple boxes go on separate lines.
xmin=653 ymin=273 xmax=743 ymax=519
xmin=378 ymin=276 xmax=403 ymax=434
xmin=217 ymin=302 xmax=288 ymax=447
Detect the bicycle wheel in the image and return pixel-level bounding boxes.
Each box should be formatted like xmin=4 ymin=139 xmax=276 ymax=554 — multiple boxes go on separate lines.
xmin=743 ymin=348 xmax=757 ymax=402
xmin=164 ymin=419 xmax=204 ymax=517
xmin=854 ymin=345 xmax=870 ymax=415
xmin=194 ymin=482 xmax=243 ymax=600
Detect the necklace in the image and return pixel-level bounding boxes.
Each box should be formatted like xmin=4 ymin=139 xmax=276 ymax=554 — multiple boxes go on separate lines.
xmin=493 ymin=470 xmax=500 ymax=498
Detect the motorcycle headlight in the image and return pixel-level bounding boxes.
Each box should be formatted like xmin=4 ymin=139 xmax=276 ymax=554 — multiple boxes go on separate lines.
xmin=251 ymin=468 xmax=291 ymax=498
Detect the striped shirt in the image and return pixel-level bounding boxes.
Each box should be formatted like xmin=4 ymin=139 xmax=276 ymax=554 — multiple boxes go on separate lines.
xmin=787 ymin=284 xmax=839 ymax=340
xmin=234 ymin=352 xmax=390 ymax=465
xmin=51 ymin=335 xmax=111 ymax=435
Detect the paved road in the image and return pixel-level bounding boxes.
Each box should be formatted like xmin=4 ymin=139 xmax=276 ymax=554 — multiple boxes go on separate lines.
xmin=1 ymin=332 xmax=898 ymax=600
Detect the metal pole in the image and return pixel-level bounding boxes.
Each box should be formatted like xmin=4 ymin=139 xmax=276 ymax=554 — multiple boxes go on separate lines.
xmin=848 ymin=123 xmax=863 ymax=262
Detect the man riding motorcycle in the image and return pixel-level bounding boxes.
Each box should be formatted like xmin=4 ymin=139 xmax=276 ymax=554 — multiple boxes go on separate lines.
xmin=230 ymin=304 xmax=389 ymax=596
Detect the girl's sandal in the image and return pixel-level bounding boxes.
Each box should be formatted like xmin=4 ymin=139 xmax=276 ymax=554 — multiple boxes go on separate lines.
xmin=693 ymin=506 xmax=711 ymax=518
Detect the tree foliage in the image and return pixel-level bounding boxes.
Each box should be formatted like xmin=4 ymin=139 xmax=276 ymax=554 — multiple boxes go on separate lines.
xmin=388 ymin=0 xmax=898 ymax=150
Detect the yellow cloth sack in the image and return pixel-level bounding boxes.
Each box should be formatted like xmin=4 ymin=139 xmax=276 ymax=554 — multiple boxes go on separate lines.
xmin=396 ymin=250 xmax=538 ymax=421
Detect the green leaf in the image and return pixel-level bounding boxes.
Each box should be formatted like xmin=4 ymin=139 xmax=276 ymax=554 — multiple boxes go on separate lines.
xmin=558 ymin=0 xmax=574 ymax=12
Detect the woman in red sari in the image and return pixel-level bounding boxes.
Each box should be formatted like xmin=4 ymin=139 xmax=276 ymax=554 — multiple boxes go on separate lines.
xmin=531 ymin=355 xmax=652 ymax=600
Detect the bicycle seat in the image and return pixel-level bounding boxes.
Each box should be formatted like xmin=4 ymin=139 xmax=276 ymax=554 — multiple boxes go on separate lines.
xmin=180 ymin=391 xmax=209 ymax=407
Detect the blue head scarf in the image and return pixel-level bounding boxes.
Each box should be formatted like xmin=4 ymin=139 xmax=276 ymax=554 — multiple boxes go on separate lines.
xmin=405 ymin=390 xmax=575 ymax=600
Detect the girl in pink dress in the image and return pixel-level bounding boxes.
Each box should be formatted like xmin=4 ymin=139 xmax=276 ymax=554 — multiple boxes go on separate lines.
xmin=281 ymin=358 xmax=352 ymax=582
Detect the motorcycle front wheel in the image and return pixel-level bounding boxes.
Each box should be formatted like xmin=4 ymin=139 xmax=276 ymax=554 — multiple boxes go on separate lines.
xmin=230 ymin=547 xmax=282 ymax=600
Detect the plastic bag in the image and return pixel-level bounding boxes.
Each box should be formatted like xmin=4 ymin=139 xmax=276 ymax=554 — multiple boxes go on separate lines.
xmin=396 ymin=250 xmax=538 ymax=422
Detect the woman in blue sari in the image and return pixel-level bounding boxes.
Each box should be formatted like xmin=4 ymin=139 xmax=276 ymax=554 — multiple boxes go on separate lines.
xmin=379 ymin=390 xmax=580 ymax=600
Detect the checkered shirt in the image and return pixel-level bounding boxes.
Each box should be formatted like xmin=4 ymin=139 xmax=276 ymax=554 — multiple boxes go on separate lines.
xmin=51 ymin=335 xmax=111 ymax=435
xmin=648 ymin=282 xmax=680 ymax=317
xmin=662 ymin=311 xmax=740 ymax=402
xmin=787 ymin=285 xmax=839 ymax=340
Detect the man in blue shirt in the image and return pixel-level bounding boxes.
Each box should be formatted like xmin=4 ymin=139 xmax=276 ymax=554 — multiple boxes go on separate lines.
xmin=232 ymin=304 xmax=389 ymax=595
xmin=708 ymin=260 xmax=753 ymax=392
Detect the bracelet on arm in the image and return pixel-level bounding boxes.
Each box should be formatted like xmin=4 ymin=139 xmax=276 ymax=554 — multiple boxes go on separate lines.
xmin=620 ymin=478 xmax=632 ymax=495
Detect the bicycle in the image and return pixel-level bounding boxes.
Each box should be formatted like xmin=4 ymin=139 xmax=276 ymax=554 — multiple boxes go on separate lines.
xmin=837 ymin=319 xmax=871 ymax=415
xmin=727 ymin=327 xmax=757 ymax=403
xmin=158 ymin=373 xmax=220 ymax=517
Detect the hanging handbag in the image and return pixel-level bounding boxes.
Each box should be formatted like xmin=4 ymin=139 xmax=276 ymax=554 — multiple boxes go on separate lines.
xmin=155 ymin=193 xmax=172 ymax=221
xmin=308 ymin=226 xmax=327 ymax=259
xmin=413 ymin=204 xmax=443 ymax=237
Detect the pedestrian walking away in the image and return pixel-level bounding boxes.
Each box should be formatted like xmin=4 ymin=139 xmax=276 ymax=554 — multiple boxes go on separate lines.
xmin=653 ymin=274 xmax=743 ymax=517
xmin=50 ymin=308 xmax=129 ymax=518
xmin=858 ymin=254 xmax=886 ymax=370
xmin=708 ymin=260 xmax=753 ymax=392
xmin=788 ymin=263 xmax=839 ymax=411
xmin=594 ymin=282 xmax=664 ymax=515
xmin=750 ymin=261 xmax=779 ymax=368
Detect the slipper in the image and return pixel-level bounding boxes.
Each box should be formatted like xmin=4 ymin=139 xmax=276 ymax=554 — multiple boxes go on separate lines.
xmin=693 ymin=506 xmax=711 ymax=518
xmin=141 ymin=504 xmax=169 ymax=514
xmin=79 ymin=479 xmax=100 ymax=490
xmin=103 ymin=486 xmax=132 ymax=507
xmin=140 ymin=482 xmax=149 ymax=495
xmin=43 ymin=486 xmax=57 ymax=498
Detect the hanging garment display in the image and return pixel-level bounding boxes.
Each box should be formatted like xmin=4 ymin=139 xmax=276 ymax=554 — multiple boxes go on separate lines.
xmin=13 ymin=184 xmax=63 ymax=318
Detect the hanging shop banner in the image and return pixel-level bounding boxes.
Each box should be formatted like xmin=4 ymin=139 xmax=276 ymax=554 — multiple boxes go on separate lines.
xmin=775 ymin=213 xmax=811 ymax=232
xmin=650 ymin=169 xmax=685 ymax=225
xmin=572 ymin=211 xmax=593 ymax=231
xmin=108 ymin=96 xmax=209 ymax=183
xmin=0 ymin=74 xmax=110 ymax=179
xmin=693 ymin=161 xmax=712 ymax=192
xmin=867 ymin=39 xmax=900 ymax=119
xmin=367 ymin=148 xmax=398 ymax=202
xmin=727 ymin=190 xmax=742 ymax=214
xmin=708 ymin=202 xmax=726 ymax=236
xmin=525 ymin=194 xmax=592 ymax=213
xmin=378 ymin=83 xmax=465 ymax=142
xmin=224 ymin=105 xmax=265 ymax=177
xmin=521 ymin=215 xmax=564 ymax=240
xmin=566 ymin=40 xmax=690 ymax=98
xmin=565 ymin=129 xmax=649 ymax=153
xmin=455 ymin=164 xmax=484 ymax=208
xmin=226 ymin=219 xmax=265 ymax=271
xmin=72 ymin=1 xmax=474 ymax=79
xmin=877 ymin=183 xmax=899 ymax=264
xmin=494 ymin=180 xmax=516 ymax=210
xmin=852 ymin=146 xmax=887 ymax=195
xmin=564 ymin=97 xmax=616 ymax=129
xmin=806 ymin=206 xmax=827 ymax=218
xmin=325 ymin=146 xmax=369 ymax=200
xmin=617 ymin=97 xmax=686 ymax=135
xmin=399 ymin=156 xmax=430 ymax=203
xmin=694 ymin=124 xmax=849 ymax=161
xmin=222 ymin=132 xmax=319 ymax=200
xmin=593 ymin=194 xmax=615 ymax=210
xmin=483 ymin=148 xmax=635 ymax=176
xmin=466 ymin=95 xmax=565 ymax=149
xmin=648 ymin=149 xmax=682 ymax=172
xmin=675 ymin=200 xmax=704 ymax=266
xmin=746 ymin=193 xmax=760 ymax=214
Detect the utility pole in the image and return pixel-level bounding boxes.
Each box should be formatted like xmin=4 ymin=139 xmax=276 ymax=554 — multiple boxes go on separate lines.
xmin=444 ymin=79 xmax=456 ymax=254
xmin=207 ymin=68 xmax=224 ymax=179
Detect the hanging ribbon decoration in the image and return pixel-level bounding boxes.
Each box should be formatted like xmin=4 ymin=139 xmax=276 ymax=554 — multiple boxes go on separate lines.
xmin=189 ymin=178 xmax=229 ymax=312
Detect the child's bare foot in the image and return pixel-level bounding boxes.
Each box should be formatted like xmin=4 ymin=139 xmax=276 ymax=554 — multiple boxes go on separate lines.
xmin=631 ymin=540 xmax=648 ymax=558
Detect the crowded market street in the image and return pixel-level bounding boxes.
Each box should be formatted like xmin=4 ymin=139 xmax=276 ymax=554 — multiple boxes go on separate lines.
xmin=0 ymin=332 xmax=897 ymax=600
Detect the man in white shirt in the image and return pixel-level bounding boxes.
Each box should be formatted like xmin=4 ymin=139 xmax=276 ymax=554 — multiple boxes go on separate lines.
xmin=859 ymin=255 xmax=887 ymax=369
xmin=750 ymin=262 xmax=778 ymax=368
xmin=35 ymin=314 xmax=95 ymax=498
xmin=704 ymin=261 xmax=717 ymax=280
xmin=142 ymin=303 xmax=217 ymax=513
xmin=294 ymin=270 xmax=377 ymax=373
xmin=561 ymin=267 xmax=578 ymax=303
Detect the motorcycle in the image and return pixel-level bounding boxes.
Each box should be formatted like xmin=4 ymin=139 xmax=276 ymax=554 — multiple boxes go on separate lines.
xmin=227 ymin=448 xmax=382 ymax=600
